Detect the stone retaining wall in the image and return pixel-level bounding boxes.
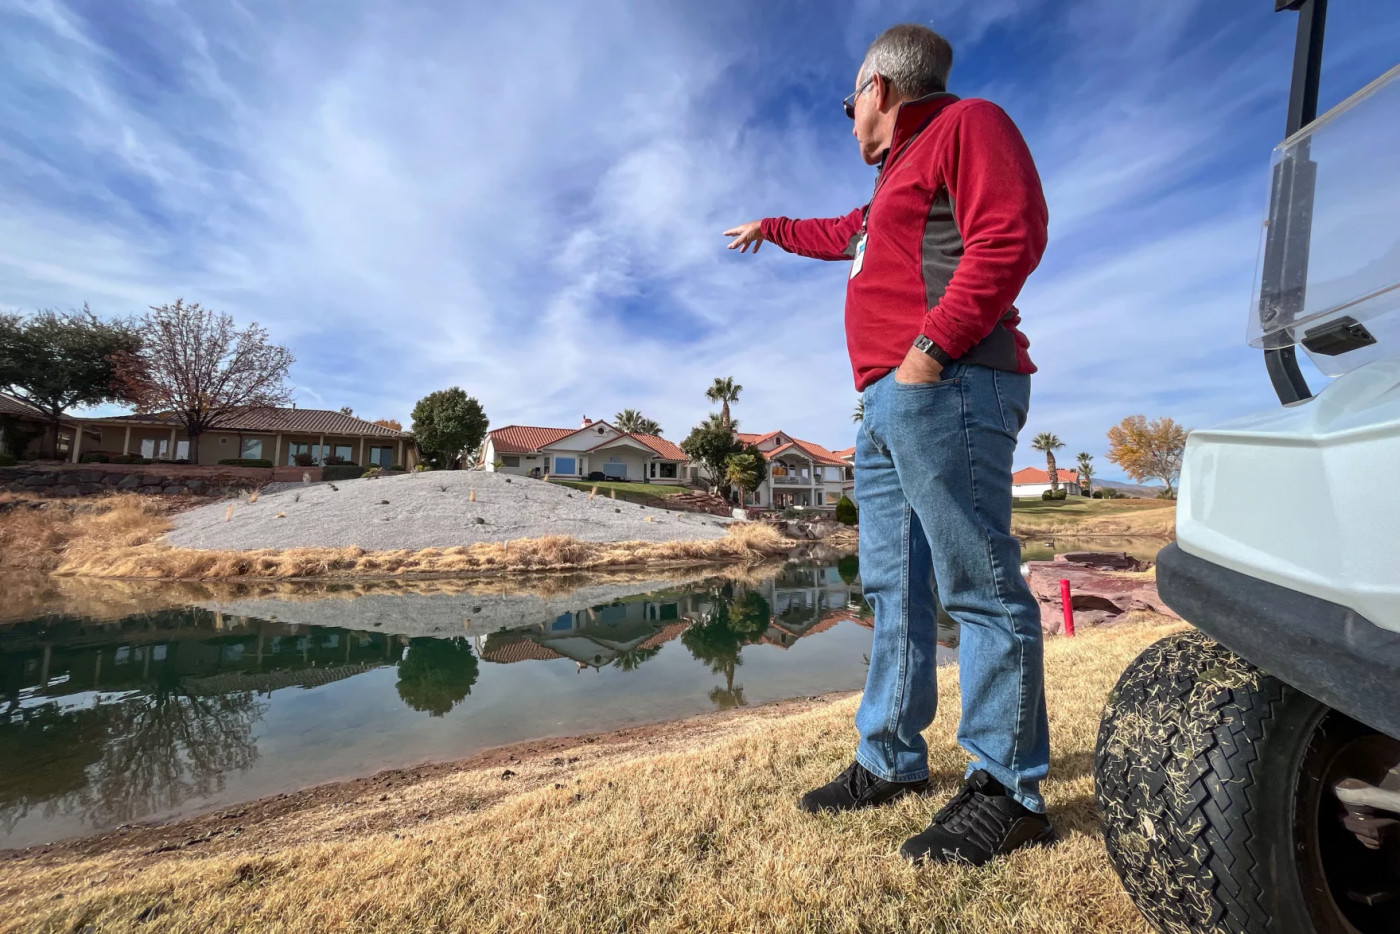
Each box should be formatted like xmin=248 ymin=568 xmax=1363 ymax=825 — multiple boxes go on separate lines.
xmin=0 ymin=463 xmax=323 ymax=498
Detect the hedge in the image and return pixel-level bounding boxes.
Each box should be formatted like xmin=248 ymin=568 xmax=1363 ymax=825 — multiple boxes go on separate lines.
xmin=217 ymin=458 xmax=274 ymax=468
xmin=835 ymin=495 xmax=858 ymax=525
xmin=110 ymin=454 xmax=153 ymax=465
xmin=79 ymin=452 xmax=111 ymax=463
xmin=322 ymin=464 xmax=368 ymax=482
xmin=1040 ymin=488 xmax=1069 ymax=501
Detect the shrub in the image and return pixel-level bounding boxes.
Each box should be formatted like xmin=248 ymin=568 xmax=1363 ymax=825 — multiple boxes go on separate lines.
xmin=1041 ymin=489 xmax=1068 ymax=501
xmin=835 ymin=495 xmax=858 ymax=526
xmin=414 ymin=463 xmax=432 ymax=472
xmin=217 ymin=458 xmax=274 ymax=468
xmin=363 ymin=466 xmax=383 ymax=479
xmin=0 ymin=452 xmax=15 ymax=467
xmin=1092 ymin=490 xmax=1103 ymax=499
xmin=292 ymin=452 xmax=316 ymax=467
xmin=323 ymin=464 xmax=367 ymax=482
xmin=110 ymin=454 xmax=152 ymax=465
xmin=1041 ymin=490 xmax=1053 ymax=501
xmin=323 ymin=456 xmax=357 ymax=467
xmin=80 ymin=452 xmax=111 ymax=463
xmin=390 ymin=464 xmax=405 ymax=472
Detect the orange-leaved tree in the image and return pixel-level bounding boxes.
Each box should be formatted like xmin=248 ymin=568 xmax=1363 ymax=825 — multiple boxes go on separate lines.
xmin=373 ymin=418 xmax=403 ymax=431
xmin=1106 ymin=415 xmax=1189 ymax=499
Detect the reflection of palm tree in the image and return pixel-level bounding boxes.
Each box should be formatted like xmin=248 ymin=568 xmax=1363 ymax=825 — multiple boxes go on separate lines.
xmin=611 ymin=645 xmax=661 ymax=672
xmin=682 ymin=586 xmax=770 ymax=710
xmin=396 ymin=638 xmax=480 ymax=717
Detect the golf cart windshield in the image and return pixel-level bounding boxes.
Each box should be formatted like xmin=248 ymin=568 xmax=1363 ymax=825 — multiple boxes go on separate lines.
xmin=1250 ymin=63 xmax=1400 ymax=377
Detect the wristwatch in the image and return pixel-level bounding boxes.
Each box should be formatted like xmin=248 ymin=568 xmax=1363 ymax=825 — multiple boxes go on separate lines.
xmin=913 ymin=334 xmax=953 ymax=367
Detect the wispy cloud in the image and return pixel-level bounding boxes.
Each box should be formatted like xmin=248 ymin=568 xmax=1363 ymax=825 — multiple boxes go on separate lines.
xmin=2 ymin=0 xmax=1397 ymax=477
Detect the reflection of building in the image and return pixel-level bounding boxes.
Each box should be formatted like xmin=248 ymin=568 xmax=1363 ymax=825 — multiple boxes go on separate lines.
xmin=0 ymin=609 xmax=398 ymax=714
xmin=476 ymin=591 xmax=702 ymax=669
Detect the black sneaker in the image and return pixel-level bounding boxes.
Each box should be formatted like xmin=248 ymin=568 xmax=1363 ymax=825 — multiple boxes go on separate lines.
xmin=797 ymin=761 xmax=929 ymax=814
xmin=900 ymin=769 xmax=1055 ymax=866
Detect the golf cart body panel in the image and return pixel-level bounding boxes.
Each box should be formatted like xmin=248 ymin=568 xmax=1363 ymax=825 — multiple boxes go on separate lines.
xmin=1158 ymin=542 xmax=1400 ymax=740
xmin=1173 ymin=358 xmax=1400 ymax=636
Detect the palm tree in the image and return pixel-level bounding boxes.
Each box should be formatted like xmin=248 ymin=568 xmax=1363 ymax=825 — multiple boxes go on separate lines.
xmin=614 ymin=409 xmax=662 ymax=435
xmin=1031 ymin=432 xmax=1065 ymax=493
xmin=705 ymin=377 xmax=743 ymax=429
xmin=852 ymin=397 xmax=864 ymax=423
xmin=1076 ymin=452 xmax=1095 ymax=497
xmin=701 ymin=412 xmax=734 ymax=432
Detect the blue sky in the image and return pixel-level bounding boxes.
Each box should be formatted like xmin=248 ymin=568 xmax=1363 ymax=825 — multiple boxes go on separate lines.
xmin=2 ymin=1 xmax=1397 ymax=479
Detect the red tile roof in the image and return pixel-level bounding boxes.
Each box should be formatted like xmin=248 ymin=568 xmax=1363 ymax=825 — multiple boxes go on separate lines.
xmin=737 ymin=429 xmax=848 ymax=467
xmin=480 ymin=639 xmax=565 ymax=664
xmin=834 ymin=447 xmax=855 ymax=460
xmin=86 ymin=407 xmax=411 ymax=437
xmin=489 ymin=426 xmax=578 ymax=454
xmin=490 ymin=425 xmax=687 ymax=461
xmin=638 ymin=620 xmax=689 ymax=650
xmin=1012 ymin=467 xmax=1079 ymax=484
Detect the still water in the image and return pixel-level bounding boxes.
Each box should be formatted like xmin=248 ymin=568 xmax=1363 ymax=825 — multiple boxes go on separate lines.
xmin=0 ymin=557 xmax=966 ymax=848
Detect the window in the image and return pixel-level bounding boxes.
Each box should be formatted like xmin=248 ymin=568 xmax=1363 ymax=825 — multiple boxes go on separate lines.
xmin=369 ymin=446 xmax=394 ymax=467
xmin=500 ymin=455 xmax=520 ymax=468
xmin=288 ymin=441 xmax=312 ymax=465
xmin=141 ymin=438 xmax=172 ymax=459
xmin=175 ymin=440 xmax=190 ymax=461
xmin=660 ymin=462 xmax=677 ymax=478
xmin=241 ymin=438 xmax=264 ymax=460
xmin=333 ymin=444 xmax=353 ymax=463
xmin=554 ymin=456 xmax=576 ymax=475
xmin=603 ymin=461 xmax=627 ymax=480
xmin=825 ymin=492 xmax=841 ymax=505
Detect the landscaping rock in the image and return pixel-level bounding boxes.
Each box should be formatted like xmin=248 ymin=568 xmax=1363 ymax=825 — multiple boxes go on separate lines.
xmin=117 ymin=475 xmax=142 ymax=489
xmin=1024 ymin=557 xmax=1179 ymax=635
xmin=74 ymin=469 xmax=105 ymax=484
xmin=53 ymin=485 xmax=82 ymax=497
xmin=163 ymin=485 xmax=187 ymax=495
xmin=186 ymin=479 xmax=206 ymax=492
xmin=101 ymin=474 xmax=124 ymax=486
xmin=1056 ymin=551 xmax=1150 ymax=572
xmin=138 ymin=485 xmax=162 ymax=494
xmin=21 ymin=473 xmax=55 ymax=486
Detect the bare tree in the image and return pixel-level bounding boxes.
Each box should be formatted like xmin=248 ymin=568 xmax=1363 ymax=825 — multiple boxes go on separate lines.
xmin=115 ymin=300 xmax=294 ymax=463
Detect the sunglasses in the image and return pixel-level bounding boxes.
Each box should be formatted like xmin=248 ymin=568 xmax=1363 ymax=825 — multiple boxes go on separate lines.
xmin=843 ymin=75 xmax=875 ymax=119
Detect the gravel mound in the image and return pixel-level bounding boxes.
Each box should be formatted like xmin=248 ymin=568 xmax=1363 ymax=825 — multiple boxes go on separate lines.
xmin=165 ymin=472 xmax=732 ymax=552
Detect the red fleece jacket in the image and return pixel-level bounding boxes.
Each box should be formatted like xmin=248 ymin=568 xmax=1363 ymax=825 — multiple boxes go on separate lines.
xmin=761 ymin=94 xmax=1048 ymax=391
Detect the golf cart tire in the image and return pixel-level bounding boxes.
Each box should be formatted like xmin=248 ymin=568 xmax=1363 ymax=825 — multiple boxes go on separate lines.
xmin=1094 ymin=629 xmax=1342 ymax=934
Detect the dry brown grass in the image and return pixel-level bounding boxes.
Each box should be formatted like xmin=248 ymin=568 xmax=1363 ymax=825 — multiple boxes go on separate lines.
xmin=0 ymin=615 xmax=1185 ymax=934
xmin=0 ymin=493 xmax=791 ymax=583
xmin=57 ymin=521 xmax=788 ymax=582
xmin=1011 ymin=498 xmax=1176 ymax=538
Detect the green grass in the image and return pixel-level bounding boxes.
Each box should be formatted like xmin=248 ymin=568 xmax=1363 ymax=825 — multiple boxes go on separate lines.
xmin=1012 ymin=497 xmax=1172 ymax=517
xmin=548 ymin=479 xmax=690 ymax=503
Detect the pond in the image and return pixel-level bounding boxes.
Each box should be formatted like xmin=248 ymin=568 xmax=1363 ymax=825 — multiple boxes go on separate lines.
xmin=0 ymin=557 xmax=965 ymax=849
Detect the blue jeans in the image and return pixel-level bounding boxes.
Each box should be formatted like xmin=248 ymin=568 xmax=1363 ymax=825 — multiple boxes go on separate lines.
xmin=853 ymin=364 xmax=1049 ymax=812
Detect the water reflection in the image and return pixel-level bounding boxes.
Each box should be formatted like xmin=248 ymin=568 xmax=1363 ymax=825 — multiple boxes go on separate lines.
xmin=3 ymin=559 xmax=925 ymax=847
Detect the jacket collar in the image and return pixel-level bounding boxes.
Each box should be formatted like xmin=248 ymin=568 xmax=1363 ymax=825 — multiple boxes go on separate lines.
xmin=881 ymin=91 xmax=960 ymax=165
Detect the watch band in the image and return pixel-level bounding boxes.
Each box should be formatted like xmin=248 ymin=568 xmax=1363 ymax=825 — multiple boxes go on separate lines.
xmin=913 ymin=334 xmax=953 ymax=367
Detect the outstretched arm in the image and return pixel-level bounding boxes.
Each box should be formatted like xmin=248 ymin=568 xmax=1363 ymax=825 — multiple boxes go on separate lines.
xmin=724 ymin=207 xmax=865 ymax=261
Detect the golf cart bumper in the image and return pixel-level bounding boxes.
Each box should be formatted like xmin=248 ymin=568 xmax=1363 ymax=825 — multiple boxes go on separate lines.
xmin=1157 ymin=543 xmax=1400 ymax=740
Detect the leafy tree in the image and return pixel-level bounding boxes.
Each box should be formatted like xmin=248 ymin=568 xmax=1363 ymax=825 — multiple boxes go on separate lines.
xmin=372 ymin=418 xmax=403 ymax=431
xmin=1076 ymin=452 xmax=1095 ymax=497
xmin=1030 ymin=432 xmax=1065 ymax=493
xmin=852 ymin=397 xmax=865 ymax=423
xmin=611 ymin=646 xmax=661 ymax=672
xmin=682 ymin=586 xmax=770 ymax=708
xmin=724 ymin=447 xmax=767 ymax=507
xmin=614 ymin=409 xmax=662 ymax=436
xmin=113 ymin=300 xmax=293 ymax=463
xmin=681 ymin=423 xmax=744 ymax=497
xmin=835 ymin=494 xmax=858 ymax=525
xmin=339 ymin=406 xmax=354 ymax=416
xmin=0 ymin=306 xmax=141 ymax=457
xmin=705 ymin=377 xmax=743 ymax=429
xmin=410 ymin=387 xmax=489 ymax=469
xmin=837 ymin=553 xmax=860 ymax=585
xmin=396 ymin=638 xmax=480 ymax=717
xmin=1107 ymin=415 xmax=1188 ymax=498
xmin=700 ymin=412 xmax=735 ymax=432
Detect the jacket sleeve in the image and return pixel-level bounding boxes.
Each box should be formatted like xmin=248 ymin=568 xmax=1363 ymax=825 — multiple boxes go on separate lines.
xmin=761 ymin=207 xmax=865 ymax=262
xmin=922 ymin=101 xmax=1048 ymax=359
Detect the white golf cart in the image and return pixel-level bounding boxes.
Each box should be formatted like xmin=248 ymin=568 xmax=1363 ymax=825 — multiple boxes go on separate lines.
xmin=1093 ymin=2 xmax=1400 ymax=932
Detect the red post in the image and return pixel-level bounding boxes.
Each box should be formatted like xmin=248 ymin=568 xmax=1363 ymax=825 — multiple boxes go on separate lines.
xmin=1060 ymin=579 xmax=1075 ymax=637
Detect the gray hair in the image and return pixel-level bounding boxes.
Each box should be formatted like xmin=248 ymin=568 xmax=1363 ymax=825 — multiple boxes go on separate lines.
xmin=857 ymin=24 xmax=954 ymax=99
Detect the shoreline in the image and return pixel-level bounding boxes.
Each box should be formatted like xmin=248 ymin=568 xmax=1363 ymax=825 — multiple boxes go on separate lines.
xmin=0 ymin=615 xmax=1184 ymax=934
xmin=0 ymin=689 xmax=860 ymax=862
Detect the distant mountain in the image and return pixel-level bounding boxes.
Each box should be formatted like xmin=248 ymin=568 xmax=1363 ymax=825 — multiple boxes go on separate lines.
xmin=1093 ymin=479 xmax=1166 ymax=499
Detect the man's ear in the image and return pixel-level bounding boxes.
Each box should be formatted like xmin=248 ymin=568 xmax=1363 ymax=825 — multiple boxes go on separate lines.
xmin=873 ymin=74 xmax=897 ymax=113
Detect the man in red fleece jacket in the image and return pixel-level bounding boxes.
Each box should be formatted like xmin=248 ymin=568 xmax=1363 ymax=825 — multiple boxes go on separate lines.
xmin=724 ymin=24 xmax=1053 ymax=866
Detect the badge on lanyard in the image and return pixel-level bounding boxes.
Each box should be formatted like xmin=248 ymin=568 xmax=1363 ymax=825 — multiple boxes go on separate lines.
xmin=850 ymin=232 xmax=867 ymax=279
